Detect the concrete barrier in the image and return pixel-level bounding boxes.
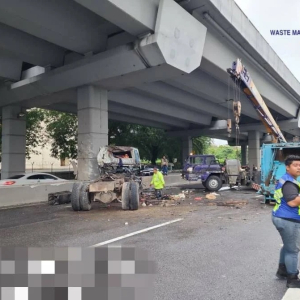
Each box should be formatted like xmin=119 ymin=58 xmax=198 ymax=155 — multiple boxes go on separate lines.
xmin=0 ymin=182 xmax=74 ymax=208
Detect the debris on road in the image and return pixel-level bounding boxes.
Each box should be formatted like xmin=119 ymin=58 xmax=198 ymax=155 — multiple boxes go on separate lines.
xmin=194 ymin=197 xmax=202 ymax=201
xmin=48 ymin=191 xmax=71 ymax=205
xmin=205 ymin=193 xmax=217 ymax=200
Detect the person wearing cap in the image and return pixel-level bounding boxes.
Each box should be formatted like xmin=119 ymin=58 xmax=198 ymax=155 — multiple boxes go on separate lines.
xmin=150 ymin=166 xmax=165 ymax=200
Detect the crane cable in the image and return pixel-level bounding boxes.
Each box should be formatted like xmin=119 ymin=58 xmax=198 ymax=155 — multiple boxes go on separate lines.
xmin=233 ymin=78 xmax=241 ymax=147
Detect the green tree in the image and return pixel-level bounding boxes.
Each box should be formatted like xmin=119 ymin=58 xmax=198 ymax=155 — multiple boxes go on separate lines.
xmin=26 ymin=108 xmax=46 ymax=159
xmin=109 ymin=122 xmax=182 ymax=165
xmin=204 ymin=145 xmax=241 ymax=163
xmin=192 ymin=136 xmax=211 ymax=154
xmin=44 ymin=111 xmax=78 ymax=160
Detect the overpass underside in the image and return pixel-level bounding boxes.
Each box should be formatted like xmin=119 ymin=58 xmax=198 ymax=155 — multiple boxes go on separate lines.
xmin=1 ymin=0 xmax=300 ymax=179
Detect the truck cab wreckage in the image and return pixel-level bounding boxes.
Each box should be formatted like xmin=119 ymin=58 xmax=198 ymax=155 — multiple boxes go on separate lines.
xmin=71 ymin=146 xmax=142 ymax=211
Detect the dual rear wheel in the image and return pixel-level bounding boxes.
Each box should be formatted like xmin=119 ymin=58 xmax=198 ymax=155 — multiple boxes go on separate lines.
xmin=71 ymin=181 xmax=139 ymax=211
xmin=121 ymin=182 xmax=139 ymax=210
xmin=71 ymin=182 xmax=92 ymax=211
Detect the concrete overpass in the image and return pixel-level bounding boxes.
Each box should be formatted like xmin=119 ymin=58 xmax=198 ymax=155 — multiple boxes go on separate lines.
xmin=1 ymin=0 xmax=300 ymax=179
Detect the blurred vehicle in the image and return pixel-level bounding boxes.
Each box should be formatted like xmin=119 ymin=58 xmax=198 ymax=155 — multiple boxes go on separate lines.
xmin=139 ymin=166 xmax=160 ymax=176
xmin=0 ymin=173 xmax=67 ymax=187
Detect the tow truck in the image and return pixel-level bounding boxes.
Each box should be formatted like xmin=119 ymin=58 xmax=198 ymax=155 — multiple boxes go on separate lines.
xmin=227 ymin=58 xmax=300 ymax=203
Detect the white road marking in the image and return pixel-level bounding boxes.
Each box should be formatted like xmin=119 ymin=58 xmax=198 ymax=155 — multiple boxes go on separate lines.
xmin=90 ymin=218 xmax=183 ymax=247
xmin=282 ymin=289 xmax=300 ymax=300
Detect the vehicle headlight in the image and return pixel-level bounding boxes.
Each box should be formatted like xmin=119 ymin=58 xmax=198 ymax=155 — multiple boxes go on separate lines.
xmin=187 ymin=167 xmax=193 ymax=173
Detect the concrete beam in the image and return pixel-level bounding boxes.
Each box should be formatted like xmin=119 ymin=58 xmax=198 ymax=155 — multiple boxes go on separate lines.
xmin=38 ymin=102 xmax=174 ymax=131
xmin=74 ymin=0 xmax=157 ymax=37
xmin=167 ymin=120 xmax=228 ymax=137
xmin=239 ymin=119 xmax=299 ymax=132
xmin=109 ymin=113 xmax=172 ymax=130
xmin=109 ymin=90 xmax=211 ymax=125
xmin=191 ymin=0 xmax=300 ymax=103
xmin=0 ymin=53 xmax=22 ymax=81
xmin=248 ymin=131 xmax=261 ymax=170
xmin=109 ymin=102 xmax=190 ymax=128
xmin=167 ymin=125 xmax=249 ymax=140
xmin=0 ymin=45 xmax=146 ymax=107
xmin=0 ymin=23 xmax=65 ymax=67
xmin=167 ymin=70 xmax=260 ymax=121
xmin=1 ymin=106 xmax=26 ymax=179
xmin=182 ymin=136 xmax=193 ymax=163
xmin=135 ymin=82 xmax=232 ymax=119
xmin=196 ymin=27 xmax=299 ymax=118
xmin=0 ymin=0 xmax=108 ymax=54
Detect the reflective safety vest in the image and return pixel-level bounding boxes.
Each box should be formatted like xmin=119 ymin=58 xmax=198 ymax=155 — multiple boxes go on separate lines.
xmin=151 ymin=171 xmax=165 ymax=190
xmin=273 ymin=173 xmax=300 ymax=221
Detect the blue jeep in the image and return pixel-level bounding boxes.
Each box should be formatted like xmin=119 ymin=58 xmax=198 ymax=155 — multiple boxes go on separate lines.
xmin=183 ymin=155 xmax=250 ymax=192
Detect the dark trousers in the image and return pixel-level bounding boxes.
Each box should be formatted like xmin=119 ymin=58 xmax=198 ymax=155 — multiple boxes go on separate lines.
xmin=162 ymin=165 xmax=168 ymax=175
xmin=155 ymin=189 xmax=162 ymax=199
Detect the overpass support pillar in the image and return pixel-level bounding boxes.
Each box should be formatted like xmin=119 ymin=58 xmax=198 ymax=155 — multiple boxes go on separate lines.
xmin=182 ymin=136 xmax=193 ymax=164
xmin=248 ymin=131 xmax=260 ymax=170
xmin=1 ymin=105 xmax=26 ymax=179
xmin=77 ymin=86 xmax=108 ymax=181
xmin=241 ymin=144 xmax=247 ymax=165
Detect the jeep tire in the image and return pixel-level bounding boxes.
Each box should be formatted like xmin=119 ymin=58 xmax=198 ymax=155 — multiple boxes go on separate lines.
xmin=205 ymin=176 xmax=222 ymax=192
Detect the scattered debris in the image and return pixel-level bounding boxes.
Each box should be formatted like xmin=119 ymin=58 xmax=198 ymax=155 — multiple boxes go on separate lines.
xmin=142 ymin=203 xmax=147 ymax=207
xmin=48 ymin=191 xmax=71 ymax=205
xmin=216 ymin=200 xmax=248 ymax=207
xmin=206 ymin=193 xmax=217 ymax=200
xmin=194 ymin=197 xmax=202 ymax=201
xmin=125 ymin=222 xmax=128 ymax=225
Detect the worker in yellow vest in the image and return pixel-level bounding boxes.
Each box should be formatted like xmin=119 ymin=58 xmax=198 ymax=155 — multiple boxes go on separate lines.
xmin=150 ymin=166 xmax=165 ymax=200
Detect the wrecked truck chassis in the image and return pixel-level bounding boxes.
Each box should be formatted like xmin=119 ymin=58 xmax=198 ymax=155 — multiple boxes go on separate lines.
xmin=71 ymin=178 xmax=141 ymax=211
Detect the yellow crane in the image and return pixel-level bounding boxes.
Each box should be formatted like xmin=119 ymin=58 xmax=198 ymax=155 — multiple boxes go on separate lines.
xmin=227 ymin=58 xmax=287 ymax=144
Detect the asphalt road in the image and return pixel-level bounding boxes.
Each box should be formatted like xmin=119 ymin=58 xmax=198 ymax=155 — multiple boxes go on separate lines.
xmin=0 ymin=188 xmax=289 ymax=300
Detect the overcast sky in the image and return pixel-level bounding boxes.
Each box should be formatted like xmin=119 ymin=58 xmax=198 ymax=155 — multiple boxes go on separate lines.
xmin=214 ymin=0 xmax=300 ymax=146
xmin=234 ymin=0 xmax=300 ymax=81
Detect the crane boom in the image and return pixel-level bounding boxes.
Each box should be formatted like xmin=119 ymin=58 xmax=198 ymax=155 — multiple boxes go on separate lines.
xmin=227 ymin=58 xmax=287 ymax=143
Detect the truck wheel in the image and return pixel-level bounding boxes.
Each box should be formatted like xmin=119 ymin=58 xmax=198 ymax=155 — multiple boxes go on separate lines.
xmin=121 ymin=182 xmax=130 ymax=210
xmin=129 ymin=182 xmax=139 ymax=210
xmin=71 ymin=182 xmax=82 ymax=211
xmin=79 ymin=182 xmax=92 ymax=211
xmin=206 ymin=176 xmax=222 ymax=192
